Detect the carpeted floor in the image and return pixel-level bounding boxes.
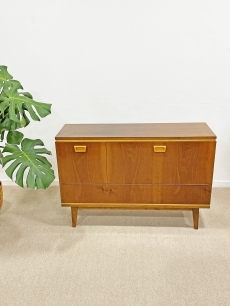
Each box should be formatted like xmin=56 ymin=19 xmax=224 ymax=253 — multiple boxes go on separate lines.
xmin=0 ymin=186 xmax=230 ymax=306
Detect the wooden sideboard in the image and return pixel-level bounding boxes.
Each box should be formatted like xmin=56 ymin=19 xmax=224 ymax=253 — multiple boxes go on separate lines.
xmin=55 ymin=123 xmax=216 ymax=229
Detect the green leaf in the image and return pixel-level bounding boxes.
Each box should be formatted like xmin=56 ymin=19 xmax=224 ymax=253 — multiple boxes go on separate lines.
xmin=0 ymin=66 xmax=13 ymax=82
xmin=4 ymin=91 xmax=51 ymax=123
xmin=21 ymin=92 xmax=33 ymax=99
xmin=2 ymin=138 xmax=55 ymax=189
xmin=1 ymin=66 xmax=51 ymax=126
xmin=0 ymin=149 xmax=3 ymax=165
xmin=0 ymin=99 xmax=10 ymax=118
xmin=7 ymin=80 xmax=23 ymax=92
xmin=0 ymin=116 xmax=22 ymax=131
xmin=0 ymin=130 xmax=5 ymax=141
xmin=6 ymin=130 xmax=24 ymax=145
xmin=22 ymin=110 xmax=30 ymax=126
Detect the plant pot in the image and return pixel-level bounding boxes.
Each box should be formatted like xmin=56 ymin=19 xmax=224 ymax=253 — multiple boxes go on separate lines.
xmin=0 ymin=181 xmax=3 ymax=209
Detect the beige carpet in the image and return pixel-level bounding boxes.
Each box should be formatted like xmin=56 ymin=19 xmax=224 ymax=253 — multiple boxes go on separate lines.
xmin=0 ymin=186 xmax=230 ymax=306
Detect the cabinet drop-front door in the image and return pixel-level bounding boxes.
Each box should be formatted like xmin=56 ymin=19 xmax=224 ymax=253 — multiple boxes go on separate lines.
xmin=106 ymin=142 xmax=216 ymax=185
xmin=56 ymin=142 xmax=107 ymax=184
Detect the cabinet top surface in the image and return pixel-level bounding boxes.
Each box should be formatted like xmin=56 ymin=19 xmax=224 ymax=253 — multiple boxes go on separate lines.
xmin=55 ymin=123 xmax=216 ymax=140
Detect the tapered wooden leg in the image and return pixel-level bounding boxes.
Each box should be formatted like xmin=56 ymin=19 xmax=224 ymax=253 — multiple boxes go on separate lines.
xmin=71 ymin=207 xmax=78 ymax=227
xmin=192 ymin=209 xmax=199 ymax=230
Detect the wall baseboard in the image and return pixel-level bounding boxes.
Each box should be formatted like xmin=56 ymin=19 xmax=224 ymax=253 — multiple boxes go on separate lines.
xmin=212 ymin=181 xmax=230 ymax=187
xmin=1 ymin=179 xmax=230 ymax=188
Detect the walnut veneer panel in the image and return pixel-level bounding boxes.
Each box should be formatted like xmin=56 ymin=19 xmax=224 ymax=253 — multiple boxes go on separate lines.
xmin=60 ymin=184 xmax=211 ymax=205
xmin=55 ymin=142 xmax=107 ymax=184
xmin=55 ymin=123 xmax=216 ymax=140
xmin=107 ymin=141 xmax=216 ymax=185
xmin=56 ymin=141 xmax=216 ymax=185
xmin=55 ymin=123 xmax=216 ymax=228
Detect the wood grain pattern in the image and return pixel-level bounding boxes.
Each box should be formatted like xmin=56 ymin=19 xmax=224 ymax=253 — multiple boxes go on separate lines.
xmin=56 ymin=141 xmax=216 ymax=185
xmin=106 ymin=142 xmax=216 ymax=185
xmin=193 ymin=209 xmax=199 ymax=229
xmin=71 ymin=207 xmax=78 ymax=227
xmin=62 ymin=203 xmax=209 ymax=209
xmin=55 ymin=142 xmax=107 ymax=184
xmin=59 ymin=184 xmax=212 ymax=204
xmin=55 ymin=123 xmax=216 ymax=228
xmin=55 ymin=123 xmax=216 ymax=140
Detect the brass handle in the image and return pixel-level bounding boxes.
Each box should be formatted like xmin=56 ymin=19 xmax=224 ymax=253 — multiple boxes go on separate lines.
xmin=154 ymin=145 xmax=166 ymax=153
xmin=74 ymin=145 xmax=87 ymax=153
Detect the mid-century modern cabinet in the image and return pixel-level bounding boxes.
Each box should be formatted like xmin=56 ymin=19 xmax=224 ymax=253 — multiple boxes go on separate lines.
xmin=55 ymin=123 xmax=216 ymax=229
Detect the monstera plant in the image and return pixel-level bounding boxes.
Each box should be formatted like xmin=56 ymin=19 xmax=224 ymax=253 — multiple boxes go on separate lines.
xmin=0 ymin=65 xmax=55 ymax=189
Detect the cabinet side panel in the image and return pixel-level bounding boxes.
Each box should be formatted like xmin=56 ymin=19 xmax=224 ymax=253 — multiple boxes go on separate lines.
xmin=55 ymin=142 xmax=107 ymax=184
xmin=60 ymin=184 xmax=211 ymax=205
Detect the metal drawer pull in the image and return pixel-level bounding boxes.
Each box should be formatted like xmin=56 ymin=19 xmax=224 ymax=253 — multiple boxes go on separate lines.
xmin=154 ymin=145 xmax=166 ymax=153
xmin=74 ymin=146 xmax=87 ymax=153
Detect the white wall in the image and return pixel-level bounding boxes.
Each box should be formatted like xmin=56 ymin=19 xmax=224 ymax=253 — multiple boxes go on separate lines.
xmin=0 ymin=0 xmax=230 ymax=186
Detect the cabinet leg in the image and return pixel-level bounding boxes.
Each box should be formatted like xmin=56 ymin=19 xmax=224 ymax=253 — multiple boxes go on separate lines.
xmin=71 ymin=207 xmax=78 ymax=227
xmin=192 ymin=209 xmax=199 ymax=230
